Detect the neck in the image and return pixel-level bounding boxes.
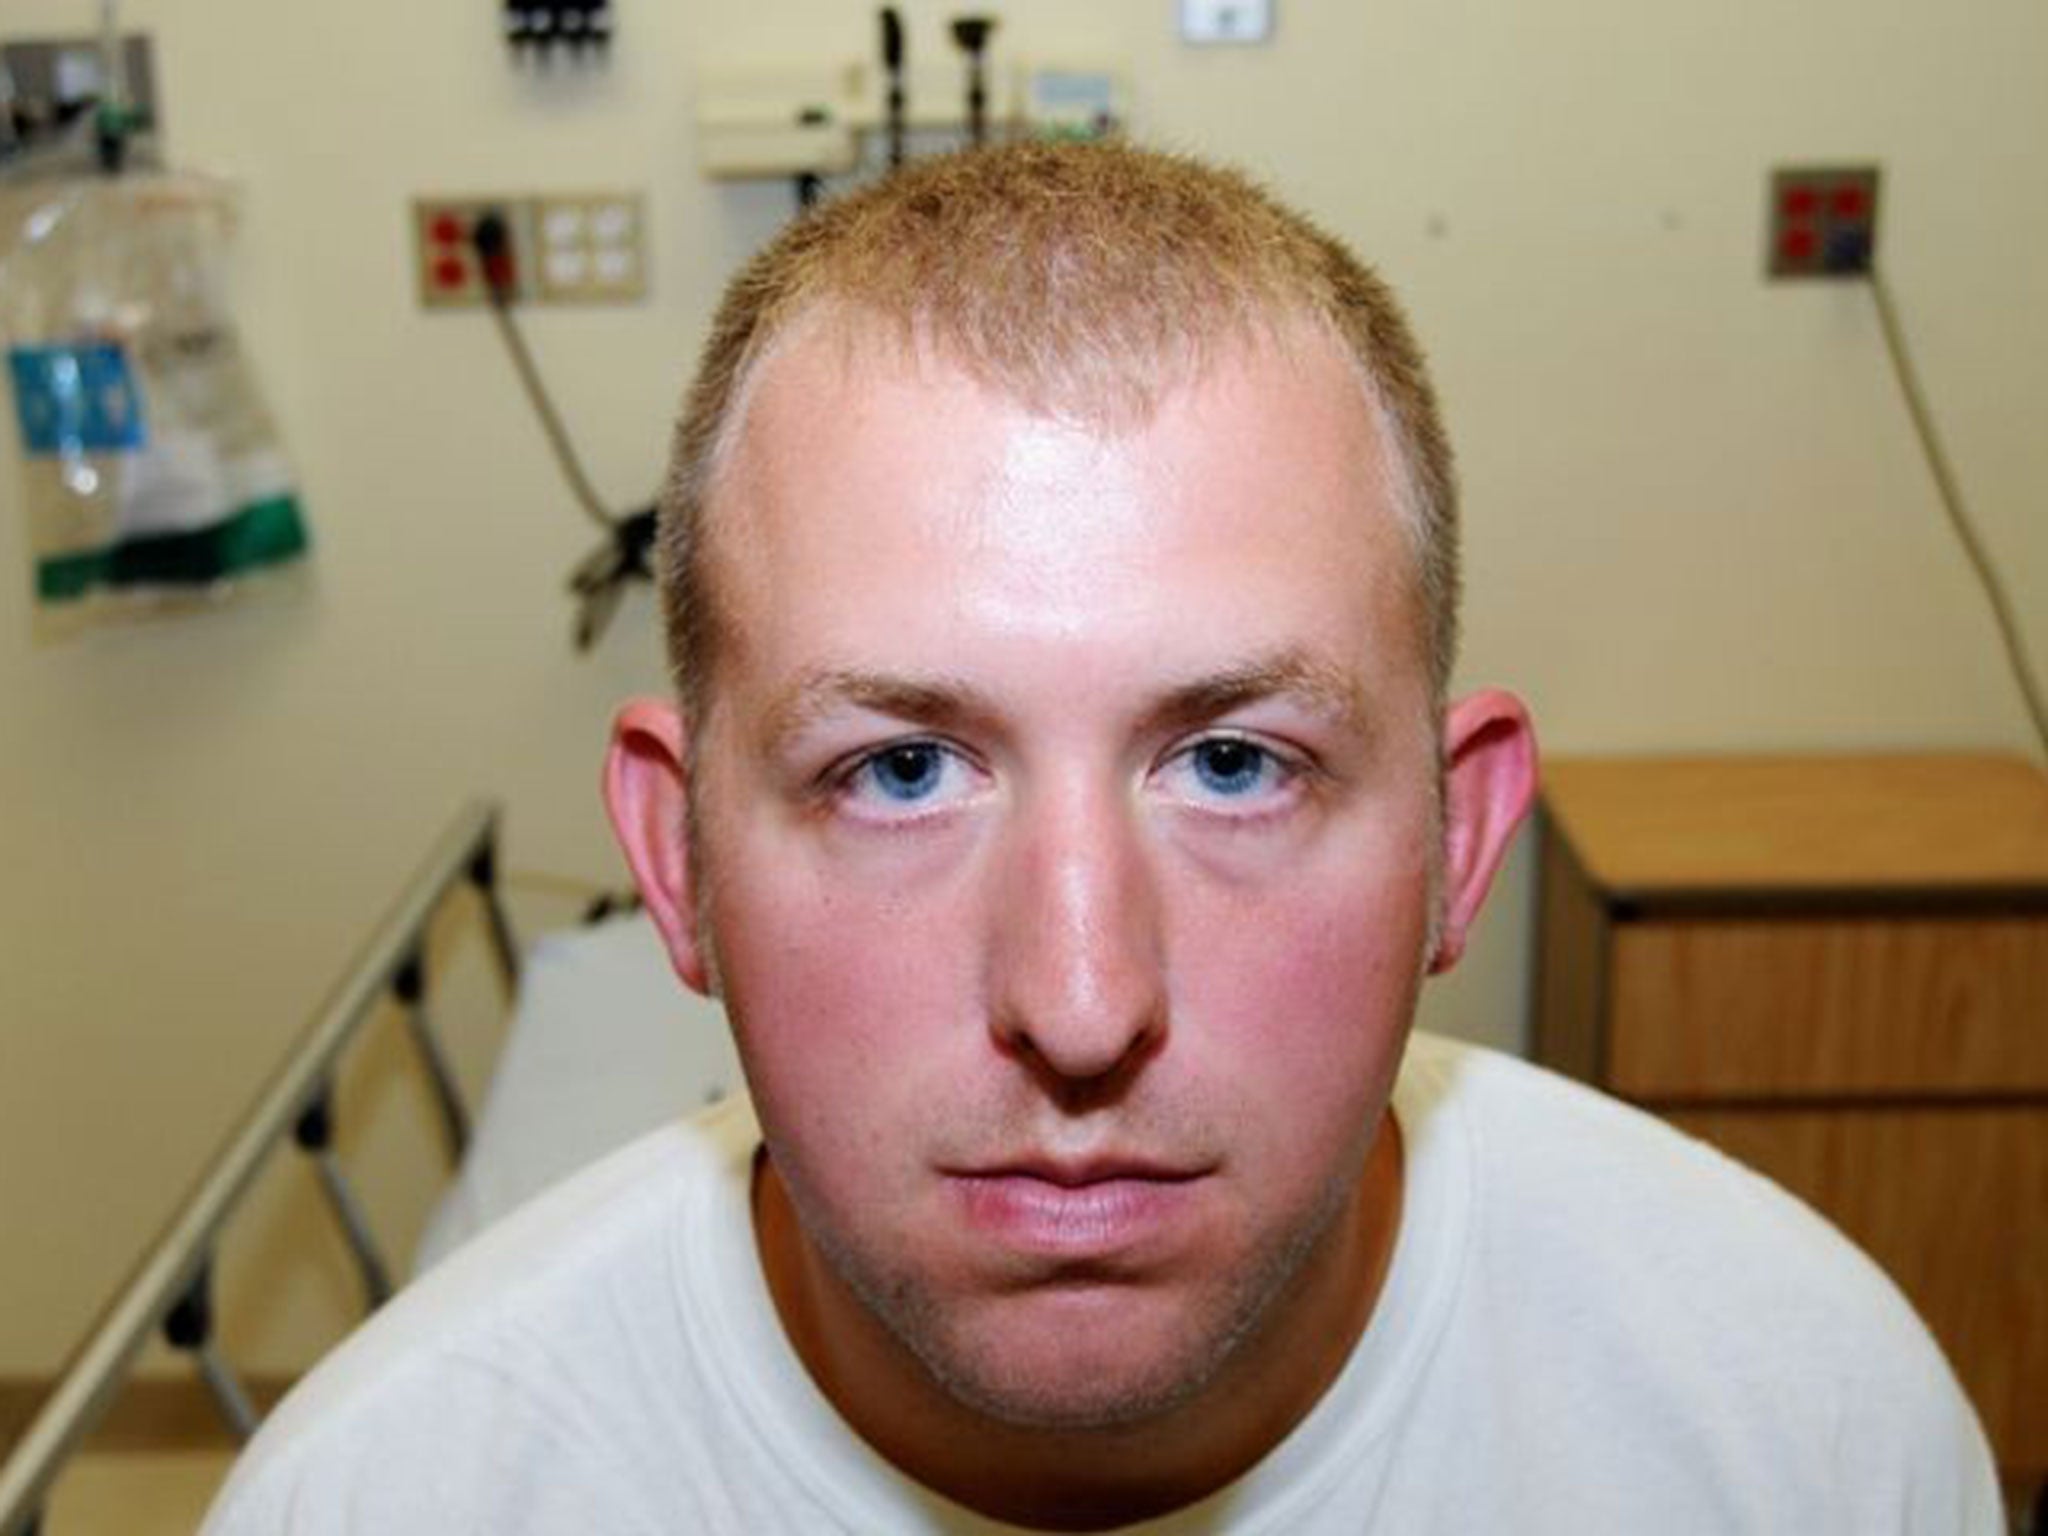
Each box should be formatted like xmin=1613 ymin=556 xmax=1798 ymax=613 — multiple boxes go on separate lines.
xmin=753 ymin=1117 xmax=1405 ymax=1531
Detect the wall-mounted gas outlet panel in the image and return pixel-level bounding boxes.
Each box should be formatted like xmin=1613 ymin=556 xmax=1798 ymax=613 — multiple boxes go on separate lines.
xmin=1767 ymin=165 xmax=1880 ymax=279
xmin=413 ymin=192 xmax=646 ymax=308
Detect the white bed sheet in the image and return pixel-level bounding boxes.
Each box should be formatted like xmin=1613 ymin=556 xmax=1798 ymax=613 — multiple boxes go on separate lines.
xmin=413 ymin=912 xmax=743 ymax=1271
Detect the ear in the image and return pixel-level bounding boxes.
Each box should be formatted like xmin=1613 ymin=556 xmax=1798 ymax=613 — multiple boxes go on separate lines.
xmin=603 ymin=696 xmax=716 ymax=995
xmin=1427 ymin=689 xmax=1538 ymax=975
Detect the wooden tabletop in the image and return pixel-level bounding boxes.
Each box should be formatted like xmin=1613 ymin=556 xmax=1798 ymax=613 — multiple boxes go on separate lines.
xmin=1540 ymin=754 xmax=2048 ymax=899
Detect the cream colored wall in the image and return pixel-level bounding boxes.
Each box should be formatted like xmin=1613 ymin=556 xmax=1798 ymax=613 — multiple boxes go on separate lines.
xmin=2 ymin=0 xmax=2041 ymax=1377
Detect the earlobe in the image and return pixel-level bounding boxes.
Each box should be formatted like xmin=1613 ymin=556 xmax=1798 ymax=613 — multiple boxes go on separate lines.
xmin=602 ymin=697 xmax=716 ymax=995
xmin=1428 ymin=690 xmax=1538 ymax=975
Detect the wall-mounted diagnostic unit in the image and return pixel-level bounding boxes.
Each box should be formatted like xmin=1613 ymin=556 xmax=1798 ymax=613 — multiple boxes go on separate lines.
xmin=695 ymin=20 xmax=1123 ymax=184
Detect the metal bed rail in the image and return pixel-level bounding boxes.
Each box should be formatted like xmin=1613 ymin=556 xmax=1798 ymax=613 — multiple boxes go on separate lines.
xmin=0 ymin=800 xmax=521 ymax=1536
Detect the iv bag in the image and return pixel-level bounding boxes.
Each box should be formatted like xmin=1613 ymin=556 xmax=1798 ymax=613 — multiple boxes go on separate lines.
xmin=0 ymin=162 xmax=307 ymax=637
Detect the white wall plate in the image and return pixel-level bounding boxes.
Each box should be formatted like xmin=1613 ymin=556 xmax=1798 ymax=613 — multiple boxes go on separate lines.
xmin=1179 ymin=0 xmax=1273 ymax=45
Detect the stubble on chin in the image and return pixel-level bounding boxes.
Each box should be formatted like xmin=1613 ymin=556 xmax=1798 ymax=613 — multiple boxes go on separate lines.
xmin=764 ymin=1119 xmax=1378 ymax=1437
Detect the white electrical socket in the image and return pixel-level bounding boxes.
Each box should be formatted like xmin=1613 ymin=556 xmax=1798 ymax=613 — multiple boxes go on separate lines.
xmin=532 ymin=193 xmax=647 ymax=304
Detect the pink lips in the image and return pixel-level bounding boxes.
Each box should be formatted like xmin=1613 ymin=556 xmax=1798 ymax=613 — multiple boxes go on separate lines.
xmin=949 ymin=1159 xmax=1209 ymax=1258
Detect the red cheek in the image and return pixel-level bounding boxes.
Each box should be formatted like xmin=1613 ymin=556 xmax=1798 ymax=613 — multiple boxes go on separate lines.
xmin=716 ymin=875 xmax=979 ymax=1087
xmin=1171 ymin=878 xmax=1426 ymax=1073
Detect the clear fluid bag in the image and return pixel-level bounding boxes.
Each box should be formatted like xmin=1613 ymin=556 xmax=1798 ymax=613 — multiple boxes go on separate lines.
xmin=1 ymin=142 xmax=307 ymax=638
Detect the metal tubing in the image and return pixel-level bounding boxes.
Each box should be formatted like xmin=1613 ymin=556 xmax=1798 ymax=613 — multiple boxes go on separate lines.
xmin=469 ymin=844 xmax=522 ymax=997
xmin=293 ymin=1084 xmax=394 ymax=1313
xmin=0 ymin=801 xmax=503 ymax=1536
xmin=191 ymin=1341 xmax=262 ymax=1443
xmin=402 ymin=986 xmax=473 ymax=1164
xmin=308 ymin=1149 xmax=395 ymax=1312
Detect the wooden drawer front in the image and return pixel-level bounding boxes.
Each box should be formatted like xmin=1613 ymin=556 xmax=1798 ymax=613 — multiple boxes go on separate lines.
xmin=1608 ymin=914 xmax=2048 ymax=1099
xmin=1668 ymin=1105 xmax=2048 ymax=1476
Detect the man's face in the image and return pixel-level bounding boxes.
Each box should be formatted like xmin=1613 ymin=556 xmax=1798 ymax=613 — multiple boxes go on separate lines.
xmin=615 ymin=319 xmax=1524 ymax=1434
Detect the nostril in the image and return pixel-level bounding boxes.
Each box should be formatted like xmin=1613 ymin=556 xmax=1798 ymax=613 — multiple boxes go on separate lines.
xmin=995 ymin=1005 xmax=1167 ymax=1109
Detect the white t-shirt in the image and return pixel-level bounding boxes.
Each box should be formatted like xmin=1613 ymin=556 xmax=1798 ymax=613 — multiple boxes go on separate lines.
xmin=202 ymin=1034 xmax=2002 ymax=1533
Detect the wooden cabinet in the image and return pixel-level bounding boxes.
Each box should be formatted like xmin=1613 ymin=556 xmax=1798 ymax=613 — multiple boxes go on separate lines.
xmin=1533 ymin=754 xmax=2048 ymax=1481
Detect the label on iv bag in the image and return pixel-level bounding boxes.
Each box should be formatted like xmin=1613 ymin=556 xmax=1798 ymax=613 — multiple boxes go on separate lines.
xmin=7 ymin=342 xmax=147 ymax=455
xmin=9 ymin=333 xmax=307 ymax=602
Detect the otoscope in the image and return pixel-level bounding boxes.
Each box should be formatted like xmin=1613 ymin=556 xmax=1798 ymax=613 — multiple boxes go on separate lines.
xmin=880 ymin=8 xmax=907 ymax=170
xmin=949 ymin=15 xmax=996 ymax=148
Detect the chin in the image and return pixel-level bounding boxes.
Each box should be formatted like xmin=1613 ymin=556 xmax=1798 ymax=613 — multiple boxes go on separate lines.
xmin=912 ymin=1306 xmax=1244 ymax=1432
xmin=861 ymin=1252 xmax=1314 ymax=1435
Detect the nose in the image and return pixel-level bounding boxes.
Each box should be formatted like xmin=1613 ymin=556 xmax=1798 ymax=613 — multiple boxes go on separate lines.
xmin=987 ymin=782 xmax=1168 ymax=1091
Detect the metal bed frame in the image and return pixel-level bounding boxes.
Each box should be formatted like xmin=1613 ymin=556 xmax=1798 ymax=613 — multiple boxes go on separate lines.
xmin=0 ymin=801 xmax=521 ymax=1536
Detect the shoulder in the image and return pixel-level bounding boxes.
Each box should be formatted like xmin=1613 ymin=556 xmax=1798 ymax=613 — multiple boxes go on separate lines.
xmin=202 ymin=1102 xmax=760 ymax=1533
xmin=1394 ymin=1033 xmax=2000 ymax=1530
xmin=1402 ymin=1031 xmax=1929 ymax=1353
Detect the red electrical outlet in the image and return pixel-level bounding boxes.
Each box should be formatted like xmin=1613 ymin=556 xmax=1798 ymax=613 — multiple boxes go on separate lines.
xmin=412 ymin=198 xmax=532 ymax=307
xmin=1766 ymin=165 xmax=1880 ymax=279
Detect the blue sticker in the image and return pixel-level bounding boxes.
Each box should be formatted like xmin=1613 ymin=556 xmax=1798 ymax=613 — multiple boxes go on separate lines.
xmin=7 ymin=342 xmax=147 ymax=456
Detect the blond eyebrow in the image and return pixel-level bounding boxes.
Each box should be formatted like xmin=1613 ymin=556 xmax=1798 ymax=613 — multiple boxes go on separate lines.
xmin=1141 ymin=649 xmax=1375 ymax=740
xmin=758 ymin=668 xmax=995 ymax=755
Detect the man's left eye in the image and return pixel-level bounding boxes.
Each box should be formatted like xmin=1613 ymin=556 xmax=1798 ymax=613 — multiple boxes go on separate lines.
xmin=874 ymin=743 xmax=948 ymax=799
xmin=1162 ymin=736 xmax=1295 ymax=803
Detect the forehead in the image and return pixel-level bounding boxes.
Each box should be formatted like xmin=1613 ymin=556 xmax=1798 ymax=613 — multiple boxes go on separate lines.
xmin=699 ymin=317 xmax=1425 ymax=725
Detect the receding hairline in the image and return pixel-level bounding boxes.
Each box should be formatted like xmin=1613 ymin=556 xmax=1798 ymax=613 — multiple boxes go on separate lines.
xmin=690 ymin=295 xmax=1431 ymax=616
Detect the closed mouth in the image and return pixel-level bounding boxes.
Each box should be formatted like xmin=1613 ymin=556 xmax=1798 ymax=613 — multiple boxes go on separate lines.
xmin=944 ymin=1161 xmax=1214 ymax=1258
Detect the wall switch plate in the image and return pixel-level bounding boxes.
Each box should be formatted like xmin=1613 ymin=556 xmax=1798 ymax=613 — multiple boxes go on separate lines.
xmin=413 ymin=193 xmax=645 ymax=307
xmin=1767 ymin=165 xmax=1880 ymax=279
xmin=1180 ymin=0 xmax=1273 ymax=45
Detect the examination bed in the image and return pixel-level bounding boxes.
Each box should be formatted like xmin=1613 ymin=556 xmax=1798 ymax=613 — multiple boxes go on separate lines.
xmin=0 ymin=802 xmax=734 ymax=1536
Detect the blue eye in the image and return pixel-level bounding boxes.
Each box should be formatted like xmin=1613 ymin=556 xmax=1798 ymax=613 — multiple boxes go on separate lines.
xmin=1158 ymin=735 xmax=1303 ymax=812
xmin=835 ymin=740 xmax=982 ymax=817
xmin=863 ymin=742 xmax=947 ymax=802
xmin=1189 ymin=738 xmax=1275 ymax=797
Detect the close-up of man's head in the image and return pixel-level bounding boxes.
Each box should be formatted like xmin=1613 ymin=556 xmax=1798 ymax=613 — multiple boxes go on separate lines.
xmin=599 ymin=141 xmax=1537 ymax=1525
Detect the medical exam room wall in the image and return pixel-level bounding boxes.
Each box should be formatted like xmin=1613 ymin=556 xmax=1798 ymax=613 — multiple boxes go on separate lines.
xmin=2 ymin=0 xmax=2042 ymax=1384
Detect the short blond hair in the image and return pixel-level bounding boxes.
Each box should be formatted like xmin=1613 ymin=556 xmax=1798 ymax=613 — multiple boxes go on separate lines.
xmin=661 ymin=140 xmax=1458 ymax=713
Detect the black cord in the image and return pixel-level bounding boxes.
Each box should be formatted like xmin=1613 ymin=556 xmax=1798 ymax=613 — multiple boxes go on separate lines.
xmin=468 ymin=209 xmax=656 ymax=651
xmin=472 ymin=212 xmax=615 ymax=533
xmin=1866 ymin=267 xmax=2048 ymax=759
xmin=484 ymin=301 xmax=617 ymax=534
